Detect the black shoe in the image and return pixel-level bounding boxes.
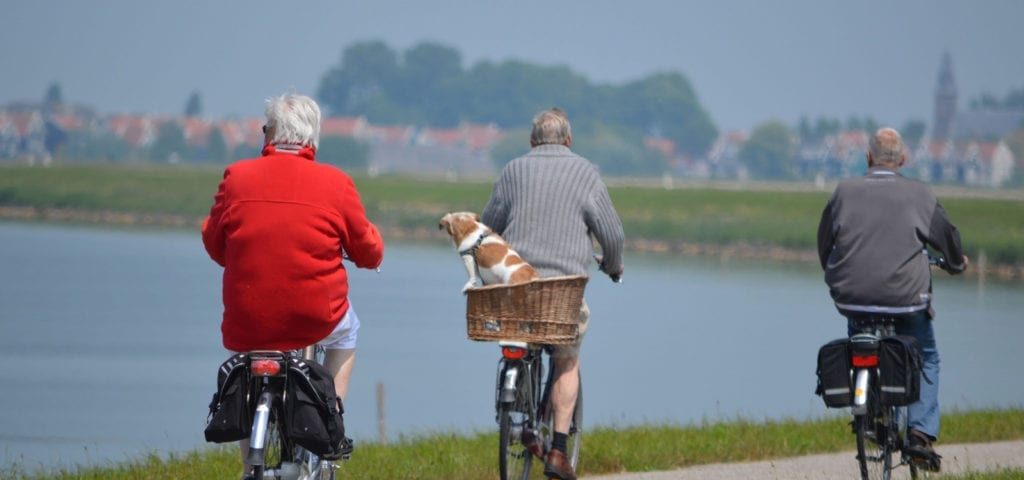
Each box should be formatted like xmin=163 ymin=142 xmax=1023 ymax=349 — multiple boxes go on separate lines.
xmin=321 ymin=436 xmax=354 ymax=460
xmin=543 ymin=449 xmax=576 ymax=480
xmin=904 ymin=429 xmax=941 ymax=472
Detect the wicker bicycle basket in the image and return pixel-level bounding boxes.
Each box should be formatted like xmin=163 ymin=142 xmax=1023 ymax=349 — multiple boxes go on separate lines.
xmin=465 ymin=275 xmax=588 ymax=344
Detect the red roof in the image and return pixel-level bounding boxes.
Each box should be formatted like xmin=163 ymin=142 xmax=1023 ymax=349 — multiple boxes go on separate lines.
xmin=321 ymin=117 xmax=366 ymax=138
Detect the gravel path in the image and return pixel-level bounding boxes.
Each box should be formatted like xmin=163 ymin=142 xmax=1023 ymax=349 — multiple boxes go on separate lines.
xmin=584 ymin=440 xmax=1024 ymax=479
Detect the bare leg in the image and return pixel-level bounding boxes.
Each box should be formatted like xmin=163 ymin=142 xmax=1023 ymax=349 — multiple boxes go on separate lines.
xmin=324 ymin=348 xmax=356 ymax=401
xmin=551 ymin=355 xmax=580 ymax=434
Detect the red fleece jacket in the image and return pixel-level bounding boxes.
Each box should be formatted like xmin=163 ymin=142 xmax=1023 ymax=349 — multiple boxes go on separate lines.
xmin=202 ymin=144 xmax=384 ymax=351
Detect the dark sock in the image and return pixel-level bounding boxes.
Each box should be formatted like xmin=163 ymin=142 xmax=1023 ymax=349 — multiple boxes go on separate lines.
xmin=552 ymin=432 xmax=569 ymax=454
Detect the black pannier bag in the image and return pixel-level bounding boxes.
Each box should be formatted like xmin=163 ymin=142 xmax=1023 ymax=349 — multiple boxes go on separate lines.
xmin=879 ymin=335 xmax=923 ymax=406
xmin=284 ymin=357 xmax=346 ymax=457
xmin=204 ymin=353 xmax=252 ymax=443
xmin=816 ymin=338 xmax=853 ymax=408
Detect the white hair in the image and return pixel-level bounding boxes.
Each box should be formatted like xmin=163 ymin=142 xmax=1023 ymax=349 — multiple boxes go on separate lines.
xmin=265 ymin=94 xmax=321 ymax=149
xmin=530 ymin=107 xmax=571 ymax=146
xmin=869 ymin=127 xmax=904 ymax=166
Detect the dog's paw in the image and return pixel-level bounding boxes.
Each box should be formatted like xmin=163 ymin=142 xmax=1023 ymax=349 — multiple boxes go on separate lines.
xmin=462 ymin=281 xmax=476 ymax=292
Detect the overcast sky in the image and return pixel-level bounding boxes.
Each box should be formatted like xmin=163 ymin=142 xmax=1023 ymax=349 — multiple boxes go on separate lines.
xmin=4 ymin=0 xmax=1022 ymax=132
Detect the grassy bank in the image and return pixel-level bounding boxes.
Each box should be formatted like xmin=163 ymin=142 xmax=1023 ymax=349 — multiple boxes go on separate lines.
xmin=2 ymin=164 xmax=1023 ymax=269
xmin=4 ymin=408 xmax=1023 ymax=479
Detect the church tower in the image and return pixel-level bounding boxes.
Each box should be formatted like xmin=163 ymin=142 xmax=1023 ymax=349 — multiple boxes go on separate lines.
xmin=932 ymin=52 xmax=957 ymax=142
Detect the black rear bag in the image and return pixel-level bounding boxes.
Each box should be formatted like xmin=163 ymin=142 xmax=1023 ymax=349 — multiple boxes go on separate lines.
xmin=878 ymin=335 xmax=923 ymax=406
xmin=815 ymin=338 xmax=853 ymax=408
xmin=204 ymin=353 xmax=252 ymax=443
xmin=284 ymin=357 xmax=347 ymax=457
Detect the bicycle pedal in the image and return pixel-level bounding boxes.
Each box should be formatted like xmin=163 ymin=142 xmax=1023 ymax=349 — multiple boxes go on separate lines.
xmin=905 ymin=452 xmax=942 ymax=472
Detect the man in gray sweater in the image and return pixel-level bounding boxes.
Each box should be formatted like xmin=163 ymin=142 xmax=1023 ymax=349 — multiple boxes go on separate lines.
xmin=817 ymin=127 xmax=967 ymax=470
xmin=483 ymin=107 xmax=624 ymax=480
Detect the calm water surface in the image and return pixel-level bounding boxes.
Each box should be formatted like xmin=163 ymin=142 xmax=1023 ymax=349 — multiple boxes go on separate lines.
xmin=1 ymin=221 xmax=1020 ymax=470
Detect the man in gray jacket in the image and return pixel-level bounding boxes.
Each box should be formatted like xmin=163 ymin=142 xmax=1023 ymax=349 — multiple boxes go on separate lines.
xmin=817 ymin=127 xmax=968 ymax=470
xmin=483 ymin=107 xmax=624 ymax=480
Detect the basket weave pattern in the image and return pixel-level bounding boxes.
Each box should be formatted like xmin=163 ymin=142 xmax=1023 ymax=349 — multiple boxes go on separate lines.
xmin=465 ymin=275 xmax=588 ymax=344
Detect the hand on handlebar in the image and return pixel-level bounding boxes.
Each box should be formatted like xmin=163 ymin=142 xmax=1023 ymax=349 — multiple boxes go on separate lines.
xmin=593 ymin=253 xmax=623 ymax=283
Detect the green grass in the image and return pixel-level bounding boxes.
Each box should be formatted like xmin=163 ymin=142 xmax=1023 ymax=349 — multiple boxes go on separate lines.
xmin=2 ymin=164 xmax=1023 ymax=265
xmin=5 ymin=408 xmax=1023 ymax=479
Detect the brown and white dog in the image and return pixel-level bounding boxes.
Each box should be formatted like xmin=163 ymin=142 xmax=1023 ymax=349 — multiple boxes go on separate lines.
xmin=438 ymin=212 xmax=539 ymax=291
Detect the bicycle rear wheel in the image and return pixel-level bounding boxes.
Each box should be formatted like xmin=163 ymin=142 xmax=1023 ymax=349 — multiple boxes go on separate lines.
xmin=251 ymin=404 xmax=297 ymax=480
xmin=498 ymin=382 xmax=535 ymax=480
xmin=855 ymin=410 xmax=893 ymax=480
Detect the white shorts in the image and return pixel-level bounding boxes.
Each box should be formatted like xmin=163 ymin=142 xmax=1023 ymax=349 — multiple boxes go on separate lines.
xmin=318 ymin=306 xmax=360 ymax=350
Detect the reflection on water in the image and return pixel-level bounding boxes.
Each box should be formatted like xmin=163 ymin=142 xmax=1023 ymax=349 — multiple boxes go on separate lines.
xmin=0 ymin=221 xmax=1020 ymax=470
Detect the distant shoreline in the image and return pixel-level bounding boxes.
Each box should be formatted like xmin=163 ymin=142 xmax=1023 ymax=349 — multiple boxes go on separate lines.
xmin=4 ymin=205 xmax=1020 ymax=280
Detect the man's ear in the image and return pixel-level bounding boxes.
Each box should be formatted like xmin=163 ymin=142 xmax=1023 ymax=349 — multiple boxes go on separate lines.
xmin=898 ymin=152 xmax=906 ymax=168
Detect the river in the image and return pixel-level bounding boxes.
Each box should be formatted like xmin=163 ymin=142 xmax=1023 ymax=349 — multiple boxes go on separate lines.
xmin=0 ymin=221 xmax=1020 ymax=471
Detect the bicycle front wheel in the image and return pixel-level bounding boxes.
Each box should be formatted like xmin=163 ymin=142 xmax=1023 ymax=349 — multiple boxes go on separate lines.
xmin=855 ymin=411 xmax=893 ymax=480
xmin=498 ymin=377 xmax=535 ymax=480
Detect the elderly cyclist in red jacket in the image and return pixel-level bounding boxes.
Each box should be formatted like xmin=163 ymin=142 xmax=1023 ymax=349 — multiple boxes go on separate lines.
xmin=202 ymin=93 xmax=383 ymax=465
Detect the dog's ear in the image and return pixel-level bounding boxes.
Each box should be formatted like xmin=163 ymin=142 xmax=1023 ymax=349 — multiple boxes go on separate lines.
xmin=439 ymin=214 xmax=453 ymax=234
xmin=473 ymin=213 xmax=481 ymax=222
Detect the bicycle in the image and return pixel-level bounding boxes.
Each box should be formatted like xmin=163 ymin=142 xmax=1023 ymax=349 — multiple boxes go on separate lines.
xmin=495 ymin=340 xmax=583 ymax=480
xmin=243 ymin=344 xmax=344 ymax=480
xmin=847 ymin=315 xmax=923 ymax=480
xmin=839 ymin=255 xmax=946 ymax=480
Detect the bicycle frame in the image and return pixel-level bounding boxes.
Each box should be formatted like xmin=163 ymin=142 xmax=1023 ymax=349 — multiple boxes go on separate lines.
xmin=494 ymin=340 xmax=582 ymax=480
xmin=849 ymin=316 xmax=932 ymax=480
xmin=242 ymin=347 xmax=339 ymax=480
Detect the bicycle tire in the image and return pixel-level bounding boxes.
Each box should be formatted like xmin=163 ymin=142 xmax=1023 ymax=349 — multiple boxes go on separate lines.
xmin=855 ymin=410 xmax=893 ymax=480
xmin=498 ymin=368 xmax=535 ymax=480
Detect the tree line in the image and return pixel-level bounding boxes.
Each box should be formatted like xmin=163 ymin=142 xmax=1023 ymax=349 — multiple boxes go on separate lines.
xmin=315 ymin=40 xmax=718 ymax=174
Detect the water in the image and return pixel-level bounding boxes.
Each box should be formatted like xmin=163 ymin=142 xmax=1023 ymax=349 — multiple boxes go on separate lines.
xmin=1 ymin=221 xmax=1021 ymax=471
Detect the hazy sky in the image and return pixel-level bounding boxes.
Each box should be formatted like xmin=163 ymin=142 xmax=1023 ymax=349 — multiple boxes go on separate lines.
xmin=4 ymin=0 xmax=1023 ymax=131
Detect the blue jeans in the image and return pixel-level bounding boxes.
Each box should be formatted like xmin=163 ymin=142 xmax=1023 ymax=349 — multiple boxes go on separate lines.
xmin=847 ymin=311 xmax=940 ymax=440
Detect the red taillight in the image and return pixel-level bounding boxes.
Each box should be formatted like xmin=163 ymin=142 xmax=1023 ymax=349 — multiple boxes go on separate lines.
xmin=852 ymin=355 xmax=878 ymax=367
xmin=251 ymin=359 xmax=282 ymax=376
xmin=502 ymin=346 xmax=526 ymax=360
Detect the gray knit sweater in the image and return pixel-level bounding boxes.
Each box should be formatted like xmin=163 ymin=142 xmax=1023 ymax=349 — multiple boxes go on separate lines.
xmin=482 ymin=144 xmax=625 ymax=279
xmin=817 ymin=167 xmax=966 ymax=315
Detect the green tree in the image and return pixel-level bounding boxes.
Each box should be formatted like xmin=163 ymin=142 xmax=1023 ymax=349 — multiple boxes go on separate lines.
xmin=185 ymin=91 xmax=203 ymax=117
xmin=574 ymin=122 xmax=669 ymax=176
xmin=900 ymin=119 xmax=927 ymax=147
xmin=44 ymin=83 xmax=63 ymax=109
xmin=488 ymin=128 xmax=532 ymax=170
xmin=206 ymin=126 xmax=229 ymax=164
xmin=148 ymin=121 xmax=188 ymax=162
xmin=610 ymin=72 xmax=716 ymax=157
xmin=318 ymin=135 xmax=371 ymax=173
xmin=738 ymin=121 xmax=797 ymax=180
xmin=399 ymin=42 xmax=464 ymax=126
xmin=317 ymin=41 xmax=402 ymax=119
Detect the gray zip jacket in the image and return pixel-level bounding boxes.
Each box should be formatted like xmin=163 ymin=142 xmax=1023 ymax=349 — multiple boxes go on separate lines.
xmin=482 ymin=144 xmax=625 ymax=278
xmin=817 ymin=167 xmax=966 ymax=316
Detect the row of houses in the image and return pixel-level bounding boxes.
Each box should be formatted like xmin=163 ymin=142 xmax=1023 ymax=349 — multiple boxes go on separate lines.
xmin=1 ymin=105 xmax=1017 ymax=185
xmin=0 ymin=106 xmax=505 ymax=175
xmin=682 ymin=129 xmax=1017 ymax=187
